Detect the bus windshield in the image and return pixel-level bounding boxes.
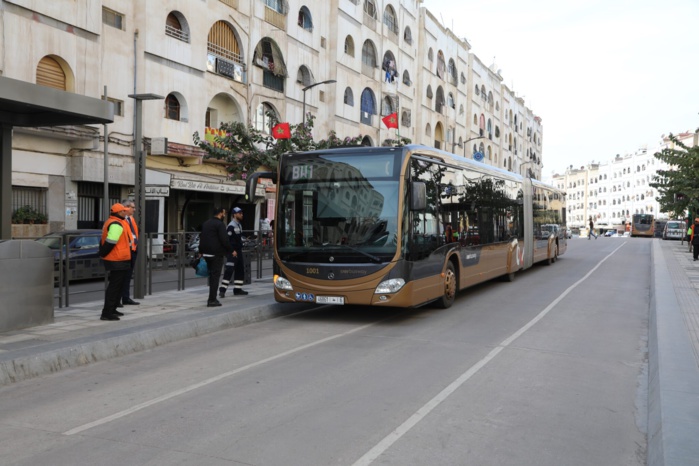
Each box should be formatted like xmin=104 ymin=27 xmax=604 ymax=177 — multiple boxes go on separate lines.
xmin=277 ymin=151 xmax=402 ymax=263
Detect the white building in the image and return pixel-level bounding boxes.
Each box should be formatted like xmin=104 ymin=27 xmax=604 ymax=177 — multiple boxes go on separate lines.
xmin=3 ymin=0 xmax=544 ymax=236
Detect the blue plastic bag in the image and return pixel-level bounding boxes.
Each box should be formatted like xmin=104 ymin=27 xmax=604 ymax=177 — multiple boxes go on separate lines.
xmin=195 ymin=257 xmax=209 ymax=278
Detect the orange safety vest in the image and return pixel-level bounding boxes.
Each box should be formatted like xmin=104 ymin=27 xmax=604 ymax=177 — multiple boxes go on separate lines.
xmin=125 ymin=216 xmax=139 ymax=251
xmin=101 ymin=216 xmax=133 ymax=262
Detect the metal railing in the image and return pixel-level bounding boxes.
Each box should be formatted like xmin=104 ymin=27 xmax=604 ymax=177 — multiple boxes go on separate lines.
xmin=24 ymin=230 xmax=275 ymax=309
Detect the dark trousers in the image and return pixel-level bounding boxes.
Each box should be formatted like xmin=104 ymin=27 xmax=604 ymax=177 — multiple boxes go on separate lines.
xmin=103 ymin=268 xmax=129 ymax=317
xmin=204 ymin=255 xmax=224 ymax=303
xmin=220 ymin=251 xmax=244 ymax=293
xmin=121 ymin=251 xmax=137 ymax=300
xmin=693 ymin=243 xmax=699 ymax=260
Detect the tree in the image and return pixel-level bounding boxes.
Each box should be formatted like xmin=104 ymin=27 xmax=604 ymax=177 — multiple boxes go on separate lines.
xmin=193 ymin=114 xmax=407 ymax=179
xmin=650 ymin=132 xmax=699 ymax=219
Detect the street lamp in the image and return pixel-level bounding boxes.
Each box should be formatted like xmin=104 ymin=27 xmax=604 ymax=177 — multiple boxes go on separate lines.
xmin=128 ymin=93 xmax=163 ymax=299
xmin=302 ymin=79 xmax=336 ymax=128
xmin=452 ymin=135 xmax=488 ymax=157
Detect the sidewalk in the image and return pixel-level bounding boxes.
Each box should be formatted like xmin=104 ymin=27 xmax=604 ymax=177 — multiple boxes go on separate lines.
xmin=0 ymin=278 xmax=313 ymax=387
xmin=649 ymin=239 xmax=699 ymax=466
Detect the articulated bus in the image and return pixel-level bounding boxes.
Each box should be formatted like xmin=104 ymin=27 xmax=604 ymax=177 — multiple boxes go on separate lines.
xmin=246 ymin=145 xmax=567 ymax=308
xmin=631 ymin=213 xmax=655 ymax=237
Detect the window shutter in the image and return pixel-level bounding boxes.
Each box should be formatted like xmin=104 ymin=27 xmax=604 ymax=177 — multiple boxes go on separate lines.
xmin=36 ymin=56 xmax=66 ymax=91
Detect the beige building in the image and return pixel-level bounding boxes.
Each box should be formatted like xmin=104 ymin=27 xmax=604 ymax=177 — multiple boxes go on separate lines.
xmin=3 ymin=0 xmax=544 ymax=237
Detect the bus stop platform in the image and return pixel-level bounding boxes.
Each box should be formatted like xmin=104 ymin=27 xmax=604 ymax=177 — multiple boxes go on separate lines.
xmin=0 ymin=278 xmax=314 ymax=387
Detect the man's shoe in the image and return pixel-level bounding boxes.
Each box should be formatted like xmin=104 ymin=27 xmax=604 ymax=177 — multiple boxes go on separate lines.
xmin=207 ymin=300 xmax=222 ymax=307
xmin=219 ymin=290 xmax=226 ymax=298
xmin=113 ymin=310 xmax=124 ymax=317
xmin=233 ymin=289 xmax=249 ymax=296
xmin=100 ymin=314 xmax=120 ymax=321
xmin=122 ymin=298 xmax=140 ymax=305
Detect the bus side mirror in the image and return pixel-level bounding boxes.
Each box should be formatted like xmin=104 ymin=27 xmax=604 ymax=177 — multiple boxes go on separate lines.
xmin=410 ymin=181 xmax=426 ymax=211
xmin=245 ymin=171 xmax=276 ymax=202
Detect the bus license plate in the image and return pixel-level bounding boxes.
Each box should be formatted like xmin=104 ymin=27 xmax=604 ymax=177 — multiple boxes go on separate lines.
xmin=316 ymin=296 xmax=344 ymax=305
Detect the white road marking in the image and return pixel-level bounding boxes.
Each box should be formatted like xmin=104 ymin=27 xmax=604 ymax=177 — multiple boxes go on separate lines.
xmin=352 ymin=243 xmax=626 ymax=466
xmin=63 ymin=313 xmax=394 ymax=436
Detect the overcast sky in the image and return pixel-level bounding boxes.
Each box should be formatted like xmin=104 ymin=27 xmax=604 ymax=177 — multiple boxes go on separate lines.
xmin=422 ymin=0 xmax=699 ymax=177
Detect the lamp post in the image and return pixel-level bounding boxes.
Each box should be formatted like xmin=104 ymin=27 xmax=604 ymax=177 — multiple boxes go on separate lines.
xmin=128 ymin=93 xmax=163 ymax=299
xmin=452 ymin=135 xmax=488 ymax=157
xmin=302 ymin=79 xmax=337 ymax=128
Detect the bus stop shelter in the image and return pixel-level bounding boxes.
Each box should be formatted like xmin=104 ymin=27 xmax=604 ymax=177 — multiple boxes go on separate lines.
xmin=0 ymin=76 xmax=113 ymax=331
xmin=0 ymin=75 xmax=114 ymax=239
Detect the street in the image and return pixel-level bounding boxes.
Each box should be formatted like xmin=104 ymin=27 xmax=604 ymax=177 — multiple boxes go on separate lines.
xmin=1 ymin=238 xmax=649 ymax=465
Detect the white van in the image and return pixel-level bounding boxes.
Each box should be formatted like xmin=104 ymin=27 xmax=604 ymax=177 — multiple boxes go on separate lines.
xmin=663 ymin=220 xmax=686 ymax=240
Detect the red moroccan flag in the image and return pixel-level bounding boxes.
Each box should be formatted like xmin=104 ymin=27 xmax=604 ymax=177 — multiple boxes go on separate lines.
xmin=272 ymin=122 xmax=291 ymax=139
xmin=382 ymin=112 xmax=398 ymax=129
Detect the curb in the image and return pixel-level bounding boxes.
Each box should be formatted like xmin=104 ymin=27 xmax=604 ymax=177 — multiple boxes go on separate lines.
xmin=648 ymin=240 xmax=699 ymax=466
xmin=0 ymin=301 xmax=312 ymax=387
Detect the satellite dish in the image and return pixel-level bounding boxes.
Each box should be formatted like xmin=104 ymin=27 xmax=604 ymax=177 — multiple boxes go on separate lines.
xmin=473 ymin=152 xmax=484 ymax=162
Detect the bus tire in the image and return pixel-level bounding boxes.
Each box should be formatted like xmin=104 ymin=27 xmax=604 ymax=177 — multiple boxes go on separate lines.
xmin=437 ymin=261 xmax=457 ymax=309
xmin=547 ymin=245 xmax=558 ymax=265
xmin=504 ymin=271 xmax=515 ymax=282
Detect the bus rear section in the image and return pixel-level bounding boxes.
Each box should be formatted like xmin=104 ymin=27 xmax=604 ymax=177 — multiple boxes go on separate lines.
xmin=631 ymin=214 xmax=654 ymax=237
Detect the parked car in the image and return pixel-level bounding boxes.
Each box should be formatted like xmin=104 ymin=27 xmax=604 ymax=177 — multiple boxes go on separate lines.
xmin=604 ymin=230 xmax=615 ymax=237
xmin=36 ymin=230 xmax=104 ymax=282
xmin=663 ymin=220 xmax=686 ymax=240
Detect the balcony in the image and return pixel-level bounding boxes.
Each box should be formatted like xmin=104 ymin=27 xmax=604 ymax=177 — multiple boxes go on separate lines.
xmin=363 ymin=12 xmax=377 ymax=30
xmin=265 ymin=6 xmax=286 ymax=29
xmin=219 ymin=0 xmax=238 ymax=8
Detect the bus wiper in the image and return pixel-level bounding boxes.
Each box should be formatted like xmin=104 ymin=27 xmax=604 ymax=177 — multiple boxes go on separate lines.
xmin=325 ymin=244 xmax=382 ymax=263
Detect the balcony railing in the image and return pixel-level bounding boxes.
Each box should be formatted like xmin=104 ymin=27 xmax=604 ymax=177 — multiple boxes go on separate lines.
xmin=165 ymin=25 xmax=189 ymax=43
xmin=265 ymin=6 xmax=286 ymax=29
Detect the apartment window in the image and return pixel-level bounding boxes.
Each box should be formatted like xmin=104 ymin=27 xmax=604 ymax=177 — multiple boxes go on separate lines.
xmin=361 ymin=40 xmax=377 ymax=68
xmin=344 ymin=88 xmax=354 ymax=106
xmin=344 ymin=35 xmax=355 ymax=56
xmin=105 ymin=97 xmax=124 ymax=117
xmin=102 ymin=7 xmax=124 ymax=30
xmin=383 ymin=6 xmax=398 ymax=34
xmin=297 ymin=6 xmax=313 ymax=31
xmin=297 ymin=65 xmax=313 ymax=86
xmin=165 ymin=94 xmax=181 ymax=121
xmin=404 ymin=27 xmax=412 ymax=45
xmin=12 ymin=187 xmax=47 ymax=219
xmin=36 ymin=56 xmax=66 ymax=91
xmin=165 ymin=12 xmax=190 ymax=43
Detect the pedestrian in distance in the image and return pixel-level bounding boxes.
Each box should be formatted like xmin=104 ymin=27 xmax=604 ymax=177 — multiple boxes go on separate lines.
xmin=98 ymin=203 xmax=134 ymax=321
xmin=692 ymin=218 xmax=699 ymax=261
xmin=198 ymin=207 xmax=234 ymax=307
xmin=120 ymin=199 xmax=140 ymax=307
xmin=588 ymin=217 xmax=598 ymax=240
xmin=219 ymin=207 xmax=248 ymax=297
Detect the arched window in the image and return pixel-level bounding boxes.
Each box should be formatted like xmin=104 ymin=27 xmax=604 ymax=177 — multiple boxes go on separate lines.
xmin=165 ymin=12 xmax=190 ymax=42
xmin=165 ymin=93 xmax=181 ymax=121
xmin=381 ymin=96 xmax=395 ymax=116
xmin=344 ymin=87 xmax=354 ymax=106
xmin=297 ymin=6 xmax=313 ymax=31
xmin=401 ymin=110 xmax=411 ymax=127
xmin=360 ymin=88 xmax=376 ymax=125
xmin=404 ymin=26 xmax=412 ymax=45
xmin=447 ymin=93 xmax=455 ymax=109
xmin=383 ymin=5 xmax=398 ymax=34
xmin=459 ymin=104 xmax=464 ymax=115
xmin=447 ymin=58 xmax=457 ymax=84
xmin=425 ymin=123 xmax=432 ymax=137
xmin=36 ymin=55 xmax=67 ymax=91
xmin=460 ymin=72 xmax=466 ymax=85
xmin=436 ymin=50 xmax=446 ymax=79
xmin=297 ymin=65 xmax=313 ymax=86
xmin=361 ymin=40 xmax=377 ymax=68
xmin=402 ymin=70 xmax=411 ymax=86
xmin=253 ymin=38 xmax=288 ymax=92
xmin=426 ymin=85 xmax=433 ymax=99
xmin=428 ymin=48 xmax=434 ymax=62
xmin=208 ymin=21 xmax=243 ymax=66
xmin=344 ymin=35 xmax=355 ymax=56
xmin=254 ymin=102 xmax=277 ymax=133
xmin=435 ymin=86 xmax=445 ymax=112
xmin=474 ymin=84 xmax=480 ymax=96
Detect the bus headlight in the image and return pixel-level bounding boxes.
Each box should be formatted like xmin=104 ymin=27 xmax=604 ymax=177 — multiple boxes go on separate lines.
xmin=375 ymin=278 xmax=405 ymax=294
xmin=274 ymin=275 xmax=293 ymax=291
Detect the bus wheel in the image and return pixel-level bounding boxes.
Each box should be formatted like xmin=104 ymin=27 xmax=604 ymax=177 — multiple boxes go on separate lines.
xmin=504 ymin=271 xmax=515 ymax=282
xmin=547 ymin=246 xmax=557 ymax=265
xmin=438 ymin=262 xmax=457 ymax=309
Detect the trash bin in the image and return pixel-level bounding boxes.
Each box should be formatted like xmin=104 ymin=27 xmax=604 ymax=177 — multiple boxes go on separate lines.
xmin=0 ymin=240 xmax=54 ymax=332
xmin=242 ymin=248 xmax=252 ymax=285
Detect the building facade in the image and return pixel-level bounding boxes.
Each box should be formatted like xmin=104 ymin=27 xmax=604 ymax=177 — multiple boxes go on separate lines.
xmin=3 ymin=0 xmax=544 ymax=238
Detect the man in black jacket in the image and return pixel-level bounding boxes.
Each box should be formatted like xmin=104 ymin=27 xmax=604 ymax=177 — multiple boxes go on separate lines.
xmin=198 ymin=207 xmax=234 ymax=307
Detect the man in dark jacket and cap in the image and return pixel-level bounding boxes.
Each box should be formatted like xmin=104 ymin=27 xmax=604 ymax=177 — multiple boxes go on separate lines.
xmin=198 ymin=207 xmax=234 ymax=307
